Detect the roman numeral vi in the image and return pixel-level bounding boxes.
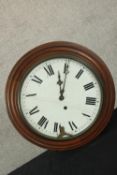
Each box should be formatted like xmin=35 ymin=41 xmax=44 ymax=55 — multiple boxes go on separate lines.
xmin=54 ymin=122 xmax=59 ymax=132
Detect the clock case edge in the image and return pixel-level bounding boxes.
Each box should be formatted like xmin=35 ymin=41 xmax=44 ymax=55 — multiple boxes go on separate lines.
xmin=5 ymin=41 xmax=115 ymax=151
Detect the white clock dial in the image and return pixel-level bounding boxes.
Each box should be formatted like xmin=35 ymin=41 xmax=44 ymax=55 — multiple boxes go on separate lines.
xmin=20 ymin=58 xmax=102 ymax=140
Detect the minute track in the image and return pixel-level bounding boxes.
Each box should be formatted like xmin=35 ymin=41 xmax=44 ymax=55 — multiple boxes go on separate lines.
xmin=20 ymin=58 xmax=102 ymax=141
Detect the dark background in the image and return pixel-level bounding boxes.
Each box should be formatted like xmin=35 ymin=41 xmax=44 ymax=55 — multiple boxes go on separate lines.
xmin=9 ymin=108 xmax=117 ymax=175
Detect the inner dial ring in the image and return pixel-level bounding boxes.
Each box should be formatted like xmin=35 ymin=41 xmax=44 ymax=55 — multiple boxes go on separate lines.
xmin=20 ymin=57 xmax=103 ymax=141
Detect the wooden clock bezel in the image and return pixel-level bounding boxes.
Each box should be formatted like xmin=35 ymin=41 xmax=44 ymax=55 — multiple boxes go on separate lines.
xmin=6 ymin=41 xmax=115 ymax=151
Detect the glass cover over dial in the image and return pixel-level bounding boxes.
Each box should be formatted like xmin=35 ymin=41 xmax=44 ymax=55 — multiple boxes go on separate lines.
xmin=20 ymin=58 xmax=102 ymax=140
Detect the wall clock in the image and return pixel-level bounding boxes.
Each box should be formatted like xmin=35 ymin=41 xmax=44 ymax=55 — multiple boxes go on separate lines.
xmin=6 ymin=41 xmax=115 ymax=151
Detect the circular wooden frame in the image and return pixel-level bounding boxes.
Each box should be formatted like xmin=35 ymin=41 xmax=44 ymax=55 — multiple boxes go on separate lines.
xmin=6 ymin=41 xmax=115 ymax=151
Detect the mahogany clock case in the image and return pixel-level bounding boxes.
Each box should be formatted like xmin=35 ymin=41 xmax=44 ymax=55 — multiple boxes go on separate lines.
xmin=6 ymin=41 xmax=115 ymax=151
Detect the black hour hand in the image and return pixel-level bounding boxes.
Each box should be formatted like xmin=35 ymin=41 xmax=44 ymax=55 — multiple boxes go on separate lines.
xmin=57 ymin=71 xmax=63 ymax=86
xmin=57 ymin=71 xmax=64 ymax=101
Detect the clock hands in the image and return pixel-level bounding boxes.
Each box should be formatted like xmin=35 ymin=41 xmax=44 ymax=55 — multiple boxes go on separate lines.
xmin=57 ymin=71 xmax=64 ymax=100
xmin=57 ymin=61 xmax=70 ymax=101
xmin=62 ymin=62 xmax=69 ymax=91
xmin=57 ymin=71 xmax=63 ymax=88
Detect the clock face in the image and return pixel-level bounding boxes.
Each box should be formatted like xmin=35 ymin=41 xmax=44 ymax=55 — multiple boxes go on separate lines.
xmin=20 ymin=58 xmax=102 ymax=140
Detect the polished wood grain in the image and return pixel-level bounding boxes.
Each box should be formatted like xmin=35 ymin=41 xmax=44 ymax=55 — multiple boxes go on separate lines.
xmin=6 ymin=41 xmax=115 ymax=151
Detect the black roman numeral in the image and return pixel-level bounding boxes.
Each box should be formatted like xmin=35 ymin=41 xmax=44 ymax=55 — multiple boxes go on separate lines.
xmin=84 ymin=82 xmax=95 ymax=91
xmin=29 ymin=106 xmax=39 ymax=115
xmin=54 ymin=122 xmax=59 ymax=132
xmin=44 ymin=65 xmax=54 ymax=76
xmin=75 ymin=69 xmax=84 ymax=79
xmin=68 ymin=121 xmax=77 ymax=130
xmin=64 ymin=63 xmax=69 ymax=74
xmin=32 ymin=75 xmax=43 ymax=84
xmin=44 ymin=121 xmax=49 ymax=129
xmin=38 ymin=116 xmax=48 ymax=128
xmin=26 ymin=93 xmax=37 ymax=97
xmin=86 ymin=97 xmax=96 ymax=105
xmin=82 ymin=113 xmax=91 ymax=117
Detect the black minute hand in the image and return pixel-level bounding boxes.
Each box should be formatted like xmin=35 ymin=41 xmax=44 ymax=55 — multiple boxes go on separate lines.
xmin=59 ymin=62 xmax=69 ymax=100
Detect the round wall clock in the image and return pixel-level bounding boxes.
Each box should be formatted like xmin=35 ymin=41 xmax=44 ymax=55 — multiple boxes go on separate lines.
xmin=6 ymin=41 xmax=115 ymax=151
